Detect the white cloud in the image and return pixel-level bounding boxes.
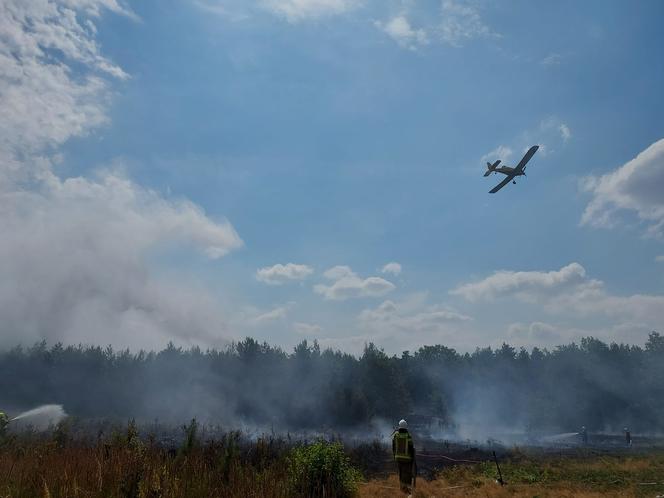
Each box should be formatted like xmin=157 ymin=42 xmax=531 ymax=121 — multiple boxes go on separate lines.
xmin=256 ymin=263 xmax=314 ymax=285
xmin=0 ymin=0 xmax=136 ymax=186
xmin=375 ymin=15 xmax=428 ymax=49
xmin=453 ymin=263 xmax=664 ymax=336
xmin=507 ymin=321 xmax=654 ymax=349
xmin=479 ymin=117 xmax=570 ymax=172
xmin=481 ymin=145 xmax=513 ymax=164
xmin=318 ymin=296 xmax=473 ymax=354
xmin=554 ymin=290 xmax=664 ymax=324
xmin=200 ymin=0 xmax=494 ymax=51
xmin=195 ymin=0 xmax=362 ymax=22
xmin=323 ymin=265 xmax=355 ymax=280
xmin=381 ymin=262 xmax=402 ymax=275
xmin=251 ymin=305 xmax=291 ymax=324
xmin=60 ymin=0 xmax=137 ymax=20
xmin=314 ymin=265 xmax=395 ymax=300
xmin=0 ymin=0 xmax=244 ymax=350
xmin=261 ymin=0 xmax=361 ymax=22
xmin=540 ymin=53 xmax=562 ymax=66
xmin=294 ymin=322 xmax=323 ymax=335
xmin=450 ymin=263 xmax=588 ymax=302
xmin=507 ymin=321 xmax=564 ymax=345
xmin=439 ymin=0 xmax=492 ymax=47
xmin=193 ymin=0 xmax=252 ymax=21
xmin=581 ymin=138 xmax=664 ymax=237
xmin=530 ymin=117 xmax=571 ymax=156
xmin=559 ymin=123 xmax=572 ymax=142
xmin=359 ymin=299 xmax=472 ymax=331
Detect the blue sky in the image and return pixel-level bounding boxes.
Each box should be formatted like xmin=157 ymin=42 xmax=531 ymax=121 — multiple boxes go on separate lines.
xmin=2 ymin=0 xmax=664 ymax=353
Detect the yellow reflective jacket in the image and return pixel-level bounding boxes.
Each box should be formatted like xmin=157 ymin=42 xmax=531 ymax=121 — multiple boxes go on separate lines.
xmin=392 ymin=429 xmax=414 ymax=462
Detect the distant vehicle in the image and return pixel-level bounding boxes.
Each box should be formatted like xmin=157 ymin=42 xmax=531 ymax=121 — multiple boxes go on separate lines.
xmin=485 ymin=145 xmax=539 ymax=193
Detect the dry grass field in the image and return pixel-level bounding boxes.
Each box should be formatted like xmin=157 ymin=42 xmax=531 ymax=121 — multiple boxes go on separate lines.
xmin=1 ymin=424 xmax=663 ymax=498
xmin=361 ymin=452 xmax=664 ymax=498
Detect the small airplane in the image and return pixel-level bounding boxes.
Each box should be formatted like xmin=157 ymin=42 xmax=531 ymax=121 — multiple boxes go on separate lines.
xmin=484 ymin=145 xmax=539 ymax=193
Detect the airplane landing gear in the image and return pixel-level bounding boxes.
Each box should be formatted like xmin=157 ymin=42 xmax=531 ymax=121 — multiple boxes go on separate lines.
xmin=512 ymin=180 xmax=516 ymax=184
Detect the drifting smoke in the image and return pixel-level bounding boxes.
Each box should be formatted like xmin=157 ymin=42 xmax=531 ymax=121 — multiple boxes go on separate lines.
xmin=541 ymin=432 xmax=580 ymax=443
xmin=0 ymin=1 xmax=241 ymax=351
xmin=1 ymin=335 xmax=663 ymax=440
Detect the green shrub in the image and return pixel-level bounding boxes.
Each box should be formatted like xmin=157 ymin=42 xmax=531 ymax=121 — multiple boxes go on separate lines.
xmin=180 ymin=418 xmax=199 ymax=456
xmin=288 ymin=440 xmax=362 ymax=498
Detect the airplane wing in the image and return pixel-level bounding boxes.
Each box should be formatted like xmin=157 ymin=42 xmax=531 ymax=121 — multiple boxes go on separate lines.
xmin=514 ymin=145 xmax=539 ymax=173
xmin=489 ymin=175 xmax=513 ymax=194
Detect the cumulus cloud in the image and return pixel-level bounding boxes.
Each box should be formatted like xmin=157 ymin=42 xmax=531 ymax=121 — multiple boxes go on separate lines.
xmin=451 ymin=263 xmax=588 ymax=302
xmin=60 ymin=0 xmax=137 ymax=19
xmin=453 ymin=263 xmax=664 ymax=339
xmin=359 ymin=299 xmax=471 ymax=331
xmin=293 ymin=322 xmax=323 ymax=335
xmin=314 ymin=265 xmax=395 ymax=300
xmin=507 ymin=321 xmax=564 ymax=345
xmin=581 ymin=138 xmax=664 ymax=237
xmin=256 ymin=263 xmax=314 ymax=285
xmin=0 ymin=0 xmax=136 ymax=186
xmin=0 ymin=0 xmax=243 ymax=350
xmin=322 ymin=265 xmax=354 ymax=280
xmin=381 ymin=262 xmax=402 ymax=275
xmin=317 ymin=297 xmax=473 ymax=354
xmin=375 ymin=15 xmax=428 ymax=49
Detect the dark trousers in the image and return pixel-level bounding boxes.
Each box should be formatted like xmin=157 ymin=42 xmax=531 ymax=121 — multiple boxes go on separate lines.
xmin=397 ymin=460 xmax=414 ymax=489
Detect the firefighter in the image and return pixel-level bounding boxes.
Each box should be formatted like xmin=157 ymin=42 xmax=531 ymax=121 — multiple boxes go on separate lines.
xmin=0 ymin=411 xmax=8 ymax=437
xmin=392 ymin=419 xmax=416 ymax=494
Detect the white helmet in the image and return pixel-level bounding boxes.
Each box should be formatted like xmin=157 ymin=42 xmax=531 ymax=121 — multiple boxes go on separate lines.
xmin=398 ymin=419 xmax=408 ymax=429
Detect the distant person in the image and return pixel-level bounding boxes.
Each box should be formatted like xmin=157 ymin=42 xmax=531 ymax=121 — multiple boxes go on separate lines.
xmin=624 ymin=427 xmax=632 ymax=447
xmin=0 ymin=411 xmax=8 ymax=437
xmin=580 ymin=426 xmax=588 ymax=445
xmin=392 ymin=419 xmax=416 ymax=494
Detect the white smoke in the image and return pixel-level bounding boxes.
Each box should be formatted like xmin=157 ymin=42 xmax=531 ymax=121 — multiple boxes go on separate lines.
xmin=0 ymin=0 xmax=242 ymax=350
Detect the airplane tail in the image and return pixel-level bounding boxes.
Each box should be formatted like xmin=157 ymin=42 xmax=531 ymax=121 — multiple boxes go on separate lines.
xmin=483 ymin=159 xmax=501 ymax=177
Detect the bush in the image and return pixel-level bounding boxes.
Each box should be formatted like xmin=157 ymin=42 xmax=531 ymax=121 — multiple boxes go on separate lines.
xmin=180 ymin=418 xmax=199 ymax=456
xmin=288 ymin=440 xmax=362 ymax=498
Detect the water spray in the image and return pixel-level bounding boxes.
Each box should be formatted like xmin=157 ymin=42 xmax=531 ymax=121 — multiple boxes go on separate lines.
xmin=9 ymin=404 xmax=67 ymax=427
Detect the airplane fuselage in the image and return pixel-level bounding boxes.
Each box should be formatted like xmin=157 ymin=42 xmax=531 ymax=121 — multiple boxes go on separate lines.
xmin=493 ymin=166 xmax=525 ymax=177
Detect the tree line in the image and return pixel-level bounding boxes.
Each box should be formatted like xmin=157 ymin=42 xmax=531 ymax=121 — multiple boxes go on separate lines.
xmin=0 ymin=332 xmax=662 ymax=434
